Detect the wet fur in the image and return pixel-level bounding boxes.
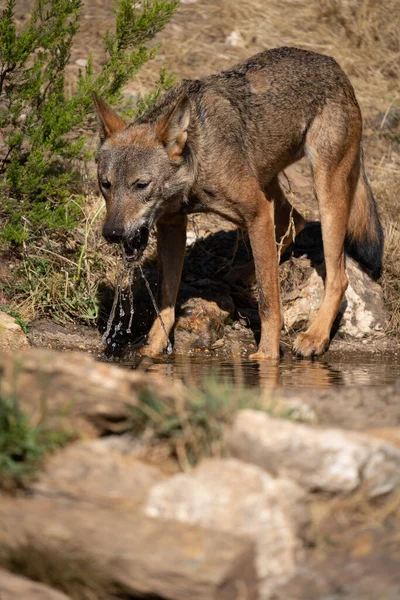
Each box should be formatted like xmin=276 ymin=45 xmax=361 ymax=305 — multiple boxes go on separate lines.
xmin=94 ymin=46 xmax=384 ymax=359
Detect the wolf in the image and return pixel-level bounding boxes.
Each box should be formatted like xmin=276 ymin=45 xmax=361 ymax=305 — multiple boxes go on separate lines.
xmin=93 ymin=46 xmax=383 ymax=359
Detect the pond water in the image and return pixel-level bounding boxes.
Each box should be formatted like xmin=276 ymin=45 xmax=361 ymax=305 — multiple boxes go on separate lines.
xmin=117 ymin=351 xmax=400 ymax=389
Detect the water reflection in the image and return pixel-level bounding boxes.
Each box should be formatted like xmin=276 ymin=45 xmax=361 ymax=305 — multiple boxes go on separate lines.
xmin=128 ymin=352 xmax=400 ymax=389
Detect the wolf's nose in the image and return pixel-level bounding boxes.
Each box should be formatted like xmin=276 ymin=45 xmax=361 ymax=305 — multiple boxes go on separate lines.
xmin=102 ymin=223 xmax=124 ymax=243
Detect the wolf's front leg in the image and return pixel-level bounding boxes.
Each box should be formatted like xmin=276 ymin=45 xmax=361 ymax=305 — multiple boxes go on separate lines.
xmin=247 ymin=190 xmax=281 ymax=360
xmin=140 ymin=214 xmax=187 ymax=357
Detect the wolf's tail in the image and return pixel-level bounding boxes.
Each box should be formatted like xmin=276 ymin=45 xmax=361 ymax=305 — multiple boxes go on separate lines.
xmin=345 ymin=147 xmax=384 ymax=280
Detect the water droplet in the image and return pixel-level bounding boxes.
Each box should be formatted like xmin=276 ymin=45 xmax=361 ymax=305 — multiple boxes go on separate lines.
xmin=139 ymin=264 xmax=172 ymax=354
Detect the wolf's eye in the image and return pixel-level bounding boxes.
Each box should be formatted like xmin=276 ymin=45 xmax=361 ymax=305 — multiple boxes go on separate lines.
xmin=101 ymin=179 xmax=111 ymax=190
xmin=135 ymin=181 xmax=150 ymax=191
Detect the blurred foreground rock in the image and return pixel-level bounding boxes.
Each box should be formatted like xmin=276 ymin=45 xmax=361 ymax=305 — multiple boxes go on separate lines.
xmin=0 ymin=311 xmax=29 ymax=352
xmin=0 ymin=348 xmax=185 ymax=436
xmin=145 ymin=458 xmax=309 ymax=599
xmin=0 ymin=348 xmax=400 ymax=598
xmin=31 ymin=440 xmax=164 ymax=507
xmin=0 ymin=497 xmax=257 ymax=600
xmin=272 ymin=539 xmax=400 ymax=600
xmin=228 ymin=410 xmax=400 ymax=497
xmin=0 ymin=569 xmax=71 ymax=600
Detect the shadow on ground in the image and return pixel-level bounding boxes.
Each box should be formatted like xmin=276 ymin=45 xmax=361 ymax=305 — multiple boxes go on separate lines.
xmin=97 ymin=222 xmax=328 ymax=357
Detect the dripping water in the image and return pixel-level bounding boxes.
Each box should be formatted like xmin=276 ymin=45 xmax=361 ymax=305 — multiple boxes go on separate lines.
xmin=139 ymin=264 xmax=173 ymax=355
xmin=102 ymin=261 xmax=172 ymax=355
xmin=126 ymin=267 xmax=135 ymax=334
xmin=102 ymin=270 xmax=124 ymax=346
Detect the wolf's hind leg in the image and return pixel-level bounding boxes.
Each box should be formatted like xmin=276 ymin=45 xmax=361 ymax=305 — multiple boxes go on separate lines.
xmin=293 ymin=110 xmax=360 ymax=357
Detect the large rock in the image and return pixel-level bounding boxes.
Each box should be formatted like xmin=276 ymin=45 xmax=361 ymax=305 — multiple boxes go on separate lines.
xmin=265 ymin=384 xmax=400 ymax=431
xmin=283 ymin=257 xmax=387 ymax=338
xmin=271 ymin=535 xmax=400 ymax=600
xmin=145 ymin=458 xmax=309 ymax=599
xmin=32 ymin=440 xmax=164 ymax=507
xmin=228 ymin=410 xmax=400 ymax=497
xmin=0 ymin=311 xmax=29 ymax=352
xmin=0 ymin=348 xmax=185 ymax=436
xmin=175 ymin=291 xmax=234 ymax=351
xmin=0 ymin=497 xmax=257 ymax=600
xmin=0 ymin=569 xmax=71 ymax=600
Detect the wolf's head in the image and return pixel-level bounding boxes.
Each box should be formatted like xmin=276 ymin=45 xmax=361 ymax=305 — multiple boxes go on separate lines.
xmin=93 ymin=93 xmax=193 ymax=262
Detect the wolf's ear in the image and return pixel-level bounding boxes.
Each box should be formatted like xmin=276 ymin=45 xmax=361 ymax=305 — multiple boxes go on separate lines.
xmin=93 ymin=92 xmax=127 ymax=143
xmin=155 ymin=96 xmax=191 ymax=161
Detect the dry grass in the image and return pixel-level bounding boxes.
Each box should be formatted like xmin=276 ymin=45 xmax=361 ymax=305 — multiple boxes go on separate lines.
xmin=142 ymin=0 xmax=399 ymax=110
xmin=3 ymin=194 xmax=119 ymax=324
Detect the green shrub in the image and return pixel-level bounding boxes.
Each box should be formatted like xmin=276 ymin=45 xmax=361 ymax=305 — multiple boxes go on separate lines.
xmin=0 ymin=394 xmax=69 ymax=489
xmin=0 ymin=0 xmax=178 ymax=245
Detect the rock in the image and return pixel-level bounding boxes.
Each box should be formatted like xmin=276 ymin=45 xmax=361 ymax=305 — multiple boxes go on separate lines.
xmin=365 ymin=427 xmax=400 ymax=449
xmin=0 ymin=569 xmax=71 ymax=600
xmin=283 ymin=257 xmax=387 ymax=338
xmin=228 ymin=410 xmax=400 ymax=497
xmin=0 ymin=311 xmax=29 ymax=352
xmin=271 ymin=538 xmax=400 ymax=600
xmin=27 ymin=319 xmax=101 ymax=352
xmin=75 ymin=58 xmax=88 ymax=67
xmin=0 ymin=497 xmax=257 ymax=600
xmin=175 ymin=294 xmax=233 ymax=351
xmin=0 ymin=348 xmax=185 ymax=436
xmin=225 ymin=30 xmax=245 ymax=47
xmin=266 ymin=383 xmax=400 ymax=431
xmin=32 ymin=440 xmax=164 ymax=507
xmin=145 ymin=458 xmax=309 ymax=599
xmin=186 ymin=230 xmax=198 ymax=246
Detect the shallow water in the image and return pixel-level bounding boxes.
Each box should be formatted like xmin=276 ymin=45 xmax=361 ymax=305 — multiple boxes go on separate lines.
xmin=120 ymin=351 xmax=400 ymax=389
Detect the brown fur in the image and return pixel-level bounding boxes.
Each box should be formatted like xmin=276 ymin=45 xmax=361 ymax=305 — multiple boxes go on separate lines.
xmin=93 ymin=46 xmax=383 ymax=359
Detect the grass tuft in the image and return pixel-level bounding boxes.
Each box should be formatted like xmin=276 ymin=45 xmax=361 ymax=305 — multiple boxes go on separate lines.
xmin=131 ymin=378 xmax=303 ymax=469
xmin=0 ymin=394 xmax=70 ymax=490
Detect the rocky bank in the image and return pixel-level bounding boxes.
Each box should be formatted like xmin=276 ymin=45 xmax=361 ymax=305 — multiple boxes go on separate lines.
xmin=0 ymin=348 xmax=400 ymax=599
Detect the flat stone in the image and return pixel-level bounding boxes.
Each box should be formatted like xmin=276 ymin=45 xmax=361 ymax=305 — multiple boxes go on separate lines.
xmin=0 ymin=311 xmax=29 ymax=352
xmin=0 ymin=497 xmax=257 ymax=600
xmin=32 ymin=440 xmax=164 ymax=507
xmin=0 ymin=568 xmax=71 ymax=600
xmin=145 ymin=458 xmax=309 ymax=599
xmin=27 ymin=319 xmax=101 ymax=352
xmin=228 ymin=410 xmax=400 ymax=497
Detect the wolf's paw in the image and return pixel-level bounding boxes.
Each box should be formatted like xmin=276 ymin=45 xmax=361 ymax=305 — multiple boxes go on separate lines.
xmin=249 ymin=348 xmax=280 ymax=360
xmin=138 ymin=343 xmax=164 ymax=358
xmin=292 ymin=331 xmax=329 ymax=358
